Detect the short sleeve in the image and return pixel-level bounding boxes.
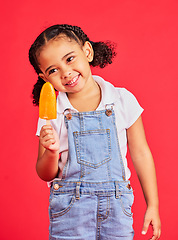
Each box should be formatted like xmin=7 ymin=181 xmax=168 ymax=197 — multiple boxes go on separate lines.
xmin=36 ymin=118 xmax=46 ymax=136
xmin=119 ymin=88 xmax=144 ymax=129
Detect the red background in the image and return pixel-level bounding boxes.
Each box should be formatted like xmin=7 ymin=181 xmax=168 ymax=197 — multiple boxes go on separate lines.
xmin=1 ymin=0 xmax=178 ymax=239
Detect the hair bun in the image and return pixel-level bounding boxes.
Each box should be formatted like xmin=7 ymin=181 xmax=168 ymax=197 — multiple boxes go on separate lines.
xmin=90 ymin=41 xmax=117 ymax=68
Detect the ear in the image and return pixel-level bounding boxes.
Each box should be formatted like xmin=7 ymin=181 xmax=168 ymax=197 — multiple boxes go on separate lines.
xmin=39 ymin=73 xmax=48 ymax=82
xmin=83 ymin=41 xmax=94 ymax=62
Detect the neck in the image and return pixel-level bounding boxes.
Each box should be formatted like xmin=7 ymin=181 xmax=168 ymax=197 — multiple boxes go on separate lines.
xmin=67 ymin=75 xmax=98 ymax=99
xmin=67 ymin=76 xmax=101 ymax=112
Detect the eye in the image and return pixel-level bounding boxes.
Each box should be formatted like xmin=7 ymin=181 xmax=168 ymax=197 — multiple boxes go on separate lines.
xmin=48 ymin=68 xmax=58 ymax=75
xmin=66 ymin=56 xmax=74 ymax=63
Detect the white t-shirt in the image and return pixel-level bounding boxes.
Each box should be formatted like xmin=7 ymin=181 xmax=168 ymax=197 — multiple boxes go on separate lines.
xmin=36 ymin=75 xmax=144 ymax=180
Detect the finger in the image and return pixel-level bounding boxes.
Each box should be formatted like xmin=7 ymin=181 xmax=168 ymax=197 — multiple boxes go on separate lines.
xmin=152 ymin=228 xmax=161 ymax=240
xmin=142 ymin=218 xmax=150 ymax=235
xmin=40 ymin=127 xmax=54 ymax=138
xmin=48 ymin=142 xmax=59 ymax=151
xmin=40 ymin=133 xmax=54 ymax=144
xmin=41 ymin=125 xmax=53 ymax=132
xmin=44 ymin=138 xmax=56 ymax=148
xmin=149 ymin=234 xmax=157 ymax=240
xmin=40 ymin=131 xmax=55 ymax=143
xmin=149 ymin=224 xmax=161 ymax=240
xmin=41 ymin=125 xmax=53 ymax=133
xmin=41 ymin=125 xmax=51 ymax=132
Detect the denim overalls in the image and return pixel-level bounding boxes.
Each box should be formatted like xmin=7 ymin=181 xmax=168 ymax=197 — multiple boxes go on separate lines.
xmin=49 ymin=105 xmax=134 ymax=240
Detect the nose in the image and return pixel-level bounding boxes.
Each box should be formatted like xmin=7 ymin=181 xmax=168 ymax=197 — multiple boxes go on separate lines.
xmin=61 ymin=66 xmax=72 ymax=79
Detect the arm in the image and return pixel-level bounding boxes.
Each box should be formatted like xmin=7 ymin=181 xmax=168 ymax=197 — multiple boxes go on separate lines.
xmin=127 ymin=116 xmax=161 ymax=240
xmin=36 ymin=125 xmax=60 ymax=181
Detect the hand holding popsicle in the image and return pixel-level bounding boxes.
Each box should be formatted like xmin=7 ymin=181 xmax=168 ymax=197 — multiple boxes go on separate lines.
xmin=39 ymin=125 xmax=60 ymax=151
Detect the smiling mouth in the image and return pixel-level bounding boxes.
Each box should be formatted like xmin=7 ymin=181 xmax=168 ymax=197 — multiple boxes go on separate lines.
xmin=65 ymin=75 xmax=80 ymax=86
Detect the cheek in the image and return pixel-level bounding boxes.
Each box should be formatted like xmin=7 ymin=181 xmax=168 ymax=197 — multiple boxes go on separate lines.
xmin=47 ymin=78 xmax=63 ymax=90
xmin=78 ymin=58 xmax=91 ymax=74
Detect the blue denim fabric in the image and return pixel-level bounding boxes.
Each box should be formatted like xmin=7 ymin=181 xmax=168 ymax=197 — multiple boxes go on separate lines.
xmin=49 ymin=108 xmax=134 ymax=239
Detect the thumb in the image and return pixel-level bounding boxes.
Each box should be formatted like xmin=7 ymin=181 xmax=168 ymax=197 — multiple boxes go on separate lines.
xmin=142 ymin=218 xmax=150 ymax=235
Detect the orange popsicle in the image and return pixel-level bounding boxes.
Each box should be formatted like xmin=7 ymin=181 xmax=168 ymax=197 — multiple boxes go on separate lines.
xmin=39 ymin=82 xmax=57 ymax=124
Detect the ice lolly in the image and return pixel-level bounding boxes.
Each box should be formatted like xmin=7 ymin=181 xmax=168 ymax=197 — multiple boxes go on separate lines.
xmin=39 ymin=82 xmax=57 ymax=124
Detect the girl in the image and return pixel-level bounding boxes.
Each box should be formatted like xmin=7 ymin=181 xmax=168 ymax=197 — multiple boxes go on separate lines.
xmin=29 ymin=24 xmax=161 ymax=239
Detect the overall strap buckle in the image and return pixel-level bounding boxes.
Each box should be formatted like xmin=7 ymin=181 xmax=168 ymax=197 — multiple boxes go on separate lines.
xmin=105 ymin=104 xmax=114 ymax=116
xmin=76 ymin=182 xmax=81 ymax=200
xmin=64 ymin=108 xmax=72 ymax=120
xmin=115 ymin=181 xmax=120 ymax=199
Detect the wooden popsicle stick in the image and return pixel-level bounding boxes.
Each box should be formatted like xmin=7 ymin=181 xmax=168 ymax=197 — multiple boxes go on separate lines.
xmin=46 ymin=120 xmax=51 ymax=125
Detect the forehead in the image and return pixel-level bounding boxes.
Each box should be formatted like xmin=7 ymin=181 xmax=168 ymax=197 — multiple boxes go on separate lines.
xmin=38 ymin=36 xmax=81 ymax=61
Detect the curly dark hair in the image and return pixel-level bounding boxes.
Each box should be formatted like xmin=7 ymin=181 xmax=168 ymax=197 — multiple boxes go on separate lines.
xmin=29 ymin=24 xmax=117 ymax=106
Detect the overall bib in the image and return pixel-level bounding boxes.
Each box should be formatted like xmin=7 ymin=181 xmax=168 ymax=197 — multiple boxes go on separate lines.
xmin=49 ymin=106 xmax=134 ymax=240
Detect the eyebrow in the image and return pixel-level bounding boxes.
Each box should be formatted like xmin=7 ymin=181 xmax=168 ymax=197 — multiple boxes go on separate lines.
xmin=62 ymin=51 xmax=75 ymax=60
xmin=45 ymin=65 xmax=55 ymax=73
xmin=45 ymin=51 xmax=75 ymax=73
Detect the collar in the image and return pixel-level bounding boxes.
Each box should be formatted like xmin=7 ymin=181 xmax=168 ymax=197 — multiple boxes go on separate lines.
xmin=57 ymin=75 xmax=119 ymax=114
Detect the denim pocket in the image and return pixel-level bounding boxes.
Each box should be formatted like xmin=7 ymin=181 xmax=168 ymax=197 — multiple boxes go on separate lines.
xmin=119 ymin=190 xmax=134 ymax=217
xmin=49 ymin=193 xmax=76 ymax=220
xmin=73 ymin=129 xmax=111 ymax=168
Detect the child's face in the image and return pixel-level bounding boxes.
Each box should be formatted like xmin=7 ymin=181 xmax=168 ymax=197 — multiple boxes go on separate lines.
xmin=37 ymin=36 xmax=94 ymax=95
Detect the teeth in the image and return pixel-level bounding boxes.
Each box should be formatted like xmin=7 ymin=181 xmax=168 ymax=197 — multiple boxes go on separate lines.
xmin=67 ymin=76 xmax=78 ymax=85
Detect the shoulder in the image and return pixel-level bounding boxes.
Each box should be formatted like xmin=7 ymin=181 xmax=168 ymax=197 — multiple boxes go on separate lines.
xmin=93 ymin=75 xmax=136 ymax=99
xmin=115 ymin=87 xmax=139 ymax=103
xmin=93 ymin=75 xmax=142 ymax=110
xmin=115 ymin=88 xmax=144 ymax=129
xmin=114 ymin=87 xmax=142 ymax=112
